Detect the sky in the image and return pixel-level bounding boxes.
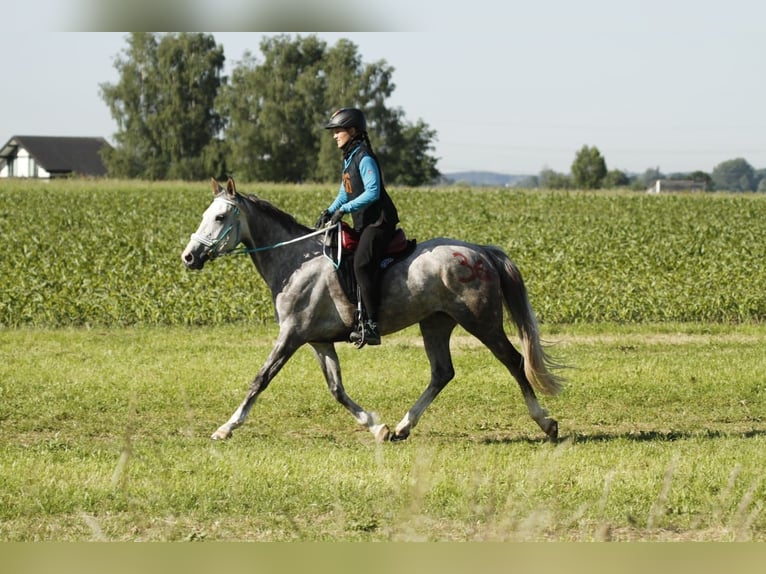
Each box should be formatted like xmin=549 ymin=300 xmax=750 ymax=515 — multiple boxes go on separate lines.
xmin=3 ymin=0 xmax=765 ymax=176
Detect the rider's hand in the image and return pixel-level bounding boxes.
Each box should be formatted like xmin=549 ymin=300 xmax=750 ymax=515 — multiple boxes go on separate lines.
xmin=330 ymin=209 xmax=344 ymax=225
xmin=315 ymin=209 xmax=330 ymax=228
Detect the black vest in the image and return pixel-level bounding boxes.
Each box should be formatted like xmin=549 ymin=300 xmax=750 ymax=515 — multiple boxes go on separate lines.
xmin=343 ymin=143 xmax=399 ymax=231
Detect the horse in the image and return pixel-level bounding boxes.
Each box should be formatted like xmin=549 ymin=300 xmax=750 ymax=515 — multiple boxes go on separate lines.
xmin=181 ymin=178 xmax=564 ymax=443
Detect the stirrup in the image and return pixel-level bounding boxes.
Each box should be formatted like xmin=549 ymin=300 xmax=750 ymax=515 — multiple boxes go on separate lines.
xmin=350 ymin=321 xmax=381 ymax=348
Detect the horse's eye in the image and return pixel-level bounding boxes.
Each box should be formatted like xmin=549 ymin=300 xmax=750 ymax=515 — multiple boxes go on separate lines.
xmin=215 ymin=214 xmax=225 ymax=222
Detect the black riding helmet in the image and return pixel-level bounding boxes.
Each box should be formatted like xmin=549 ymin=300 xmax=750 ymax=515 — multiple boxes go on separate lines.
xmin=324 ymin=107 xmax=367 ymax=132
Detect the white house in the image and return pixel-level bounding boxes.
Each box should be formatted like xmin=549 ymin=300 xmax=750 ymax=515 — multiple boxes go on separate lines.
xmin=0 ymin=135 xmax=111 ymax=178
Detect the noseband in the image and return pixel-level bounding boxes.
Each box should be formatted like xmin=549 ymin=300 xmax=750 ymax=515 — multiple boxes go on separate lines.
xmin=190 ymin=197 xmax=241 ymax=260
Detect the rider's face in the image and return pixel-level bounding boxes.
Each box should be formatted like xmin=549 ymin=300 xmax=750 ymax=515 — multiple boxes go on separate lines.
xmin=332 ymin=127 xmax=354 ymax=148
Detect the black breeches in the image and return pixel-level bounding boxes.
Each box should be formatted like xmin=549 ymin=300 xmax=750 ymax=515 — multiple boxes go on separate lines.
xmin=354 ymin=224 xmax=395 ymax=322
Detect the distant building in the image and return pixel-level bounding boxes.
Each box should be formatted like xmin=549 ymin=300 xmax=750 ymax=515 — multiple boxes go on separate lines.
xmin=647 ymin=179 xmax=706 ymax=194
xmin=0 ymin=135 xmax=111 ymax=179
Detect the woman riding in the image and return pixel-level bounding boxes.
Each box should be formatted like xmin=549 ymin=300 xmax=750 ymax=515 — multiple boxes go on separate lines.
xmin=318 ymin=107 xmax=400 ymax=346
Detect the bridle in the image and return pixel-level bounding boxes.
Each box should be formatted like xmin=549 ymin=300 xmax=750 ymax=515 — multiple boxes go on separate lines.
xmin=189 ymin=196 xmax=242 ymax=260
xmin=189 ymin=195 xmax=341 ymax=266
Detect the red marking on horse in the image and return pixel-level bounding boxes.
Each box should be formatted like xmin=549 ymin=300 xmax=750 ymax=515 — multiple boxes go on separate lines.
xmin=452 ymin=252 xmax=493 ymax=283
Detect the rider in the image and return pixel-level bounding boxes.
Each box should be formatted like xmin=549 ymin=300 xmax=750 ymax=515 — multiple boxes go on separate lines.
xmin=318 ymin=107 xmax=400 ymax=346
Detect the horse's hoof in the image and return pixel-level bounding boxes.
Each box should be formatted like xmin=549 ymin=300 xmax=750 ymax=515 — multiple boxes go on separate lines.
xmin=390 ymin=432 xmax=409 ymax=442
xmin=372 ymin=424 xmax=391 ymax=443
xmin=546 ymin=419 xmax=559 ymax=442
xmin=211 ymin=427 xmax=232 ymax=441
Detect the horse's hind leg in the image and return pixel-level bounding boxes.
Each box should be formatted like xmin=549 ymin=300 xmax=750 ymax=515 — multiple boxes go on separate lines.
xmin=474 ymin=328 xmax=558 ymax=440
xmin=311 ymin=342 xmax=390 ymax=443
xmin=392 ymin=314 xmax=457 ymax=441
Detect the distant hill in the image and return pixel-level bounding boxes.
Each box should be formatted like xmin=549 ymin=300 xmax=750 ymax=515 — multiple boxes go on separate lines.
xmin=442 ymin=171 xmax=531 ymax=187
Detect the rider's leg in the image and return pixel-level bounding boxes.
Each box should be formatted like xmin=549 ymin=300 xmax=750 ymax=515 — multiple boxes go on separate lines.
xmin=351 ymin=224 xmax=394 ymax=345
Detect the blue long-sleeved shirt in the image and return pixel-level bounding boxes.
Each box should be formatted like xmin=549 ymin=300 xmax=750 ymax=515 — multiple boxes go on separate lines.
xmin=327 ymin=145 xmax=381 ymax=215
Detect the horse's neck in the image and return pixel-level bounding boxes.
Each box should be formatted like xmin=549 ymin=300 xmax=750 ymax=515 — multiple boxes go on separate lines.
xmin=242 ymin=198 xmax=318 ymax=293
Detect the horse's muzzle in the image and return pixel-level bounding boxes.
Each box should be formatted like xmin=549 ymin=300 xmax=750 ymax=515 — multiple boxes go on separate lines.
xmin=181 ymin=248 xmax=206 ymax=270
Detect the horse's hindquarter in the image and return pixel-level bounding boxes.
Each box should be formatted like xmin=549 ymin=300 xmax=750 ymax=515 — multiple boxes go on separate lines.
xmin=381 ymin=240 xmax=502 ymax=326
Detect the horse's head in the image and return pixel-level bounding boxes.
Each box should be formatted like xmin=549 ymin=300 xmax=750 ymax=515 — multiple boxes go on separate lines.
xmin=181 ymin=178 xmax=248 ymax=270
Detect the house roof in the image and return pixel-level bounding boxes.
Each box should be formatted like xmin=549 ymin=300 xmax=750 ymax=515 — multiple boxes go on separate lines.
xmin=0 ymin=135 xmax=111 ymax=176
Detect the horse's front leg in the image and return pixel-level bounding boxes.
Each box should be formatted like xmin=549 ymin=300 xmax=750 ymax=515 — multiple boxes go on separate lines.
xmin=310 ymin=342 xmax=391 ymax=443
xmin=211 ymin=333 xmax=300 ymax=440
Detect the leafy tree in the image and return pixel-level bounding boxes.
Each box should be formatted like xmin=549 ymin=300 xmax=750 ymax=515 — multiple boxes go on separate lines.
xmin=571 ymin=145 xmax=607 ymax=189
xmin=711 ymin=158 xmax=756 ymax=192
xmin=372 ymin=113 xmax=439 ymax=186
xmin=100 ymin=33 xmax=226 ymax=180
xmin=220 ymin=35 xmax=439 ymax=185
xmin=603 ymin=169 xmax=629 ymax=188
xmin=216 ymin=35 xmax=327 ymax=182
xmin=688 ymin=170 xmax=713 ymax=191
xmin=539 ymin=168 xmax=571 ymax=189
xmin=753 ymin=168 xmax=766 ymax=193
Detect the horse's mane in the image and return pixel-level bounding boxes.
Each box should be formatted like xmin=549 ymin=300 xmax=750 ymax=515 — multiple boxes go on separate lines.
xmin=239 ymin=193 xmax=311 ymax=233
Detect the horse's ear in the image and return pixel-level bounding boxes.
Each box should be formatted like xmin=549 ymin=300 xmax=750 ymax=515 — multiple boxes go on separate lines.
xmin=210 ymin=177 xmax=222 ymax=196
xmin=226 ymin=177 xmax=237 ymax=197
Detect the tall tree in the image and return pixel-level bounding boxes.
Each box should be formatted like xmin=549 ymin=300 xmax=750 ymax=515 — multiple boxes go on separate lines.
xmin=688 ymin=170 xmax=713 ymax=191
xmin=571 ymin=145 xmax=607 ymax=189
xmin=603 ymin=169 xmax=630 ymax=188
xmin=711 ymin=158 xmax=756 ymax=192
xmin=100 ymin=33 xmax=226 ymax=180
xmin=216 ymin=35 xmax=327 ymax=182
xmin=220 ymin=35 xmax=440 ymax=185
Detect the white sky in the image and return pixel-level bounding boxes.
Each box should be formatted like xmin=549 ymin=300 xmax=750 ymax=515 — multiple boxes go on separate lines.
xmin=3 ymin=0 xmax=765 ymax=175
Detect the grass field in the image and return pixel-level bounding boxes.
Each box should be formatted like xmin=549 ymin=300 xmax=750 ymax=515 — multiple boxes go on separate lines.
xmin=2 ymin=180 xmax=765 ymax=541
xmin=1 ymin=323 xmax=765 ymax=541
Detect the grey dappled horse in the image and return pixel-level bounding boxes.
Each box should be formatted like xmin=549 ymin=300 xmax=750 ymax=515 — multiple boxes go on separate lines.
xmin=181 ymin=178 xmax=564 ymax=442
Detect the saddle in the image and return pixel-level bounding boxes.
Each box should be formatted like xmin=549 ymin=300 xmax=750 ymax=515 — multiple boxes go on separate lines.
xmin=338 ymin=223 xmax=410 ymax=258
xmin=325 ymin=222 xmax=417 ymax=305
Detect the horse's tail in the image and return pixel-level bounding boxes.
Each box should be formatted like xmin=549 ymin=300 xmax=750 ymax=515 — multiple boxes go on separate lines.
xmin=484 ymin=246 xmax=565 ymax=396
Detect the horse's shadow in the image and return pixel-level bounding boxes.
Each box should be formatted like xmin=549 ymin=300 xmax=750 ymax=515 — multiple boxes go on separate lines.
xmin=478 ymin=428 xmax=766 ymax=446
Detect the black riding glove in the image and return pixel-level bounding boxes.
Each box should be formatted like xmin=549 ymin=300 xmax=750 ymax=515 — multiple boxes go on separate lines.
xmin=315 ymin=209 xmax=330 ymax=228
xmin=330 ymin=209 xmax=345 ymax=225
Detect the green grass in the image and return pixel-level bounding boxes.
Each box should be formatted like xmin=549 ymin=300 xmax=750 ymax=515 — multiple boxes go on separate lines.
xmin=1 ymin=323 xmax=765 ymax=541
xmin=3 ymin=180 xmax=766 ymax=541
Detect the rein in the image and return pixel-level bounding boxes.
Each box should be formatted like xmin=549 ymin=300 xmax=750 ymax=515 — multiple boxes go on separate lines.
xmin=227 ymin=225 xmax=335 ymax=257
xmin=229 ymin=224 xmax=343 ymax=270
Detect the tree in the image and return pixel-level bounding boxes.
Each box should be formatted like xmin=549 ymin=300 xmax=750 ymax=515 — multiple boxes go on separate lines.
xmin=215 ymin=35 xmax=327 ymax=182
xmin=571 ymin=145 xmax=607 ymax=189
xmin=372 ymin=113 xmax=439 ymax=186
xmin=688 ymin=170 xmax=713 ymax=191
xmin=756 ymin=168 xmax=766 ymax=192
xmin=100 ymin=33 xmax=226 ymax=180
xmin=220 ymin=34 xmax=440 ymax=185
xmin=711 ymin=158 xmax=756 ymax=192
xmin=603 ymin=169 xmax=629 ymax=188
xmin=539 ymin=168 xmax=571 ymax=189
